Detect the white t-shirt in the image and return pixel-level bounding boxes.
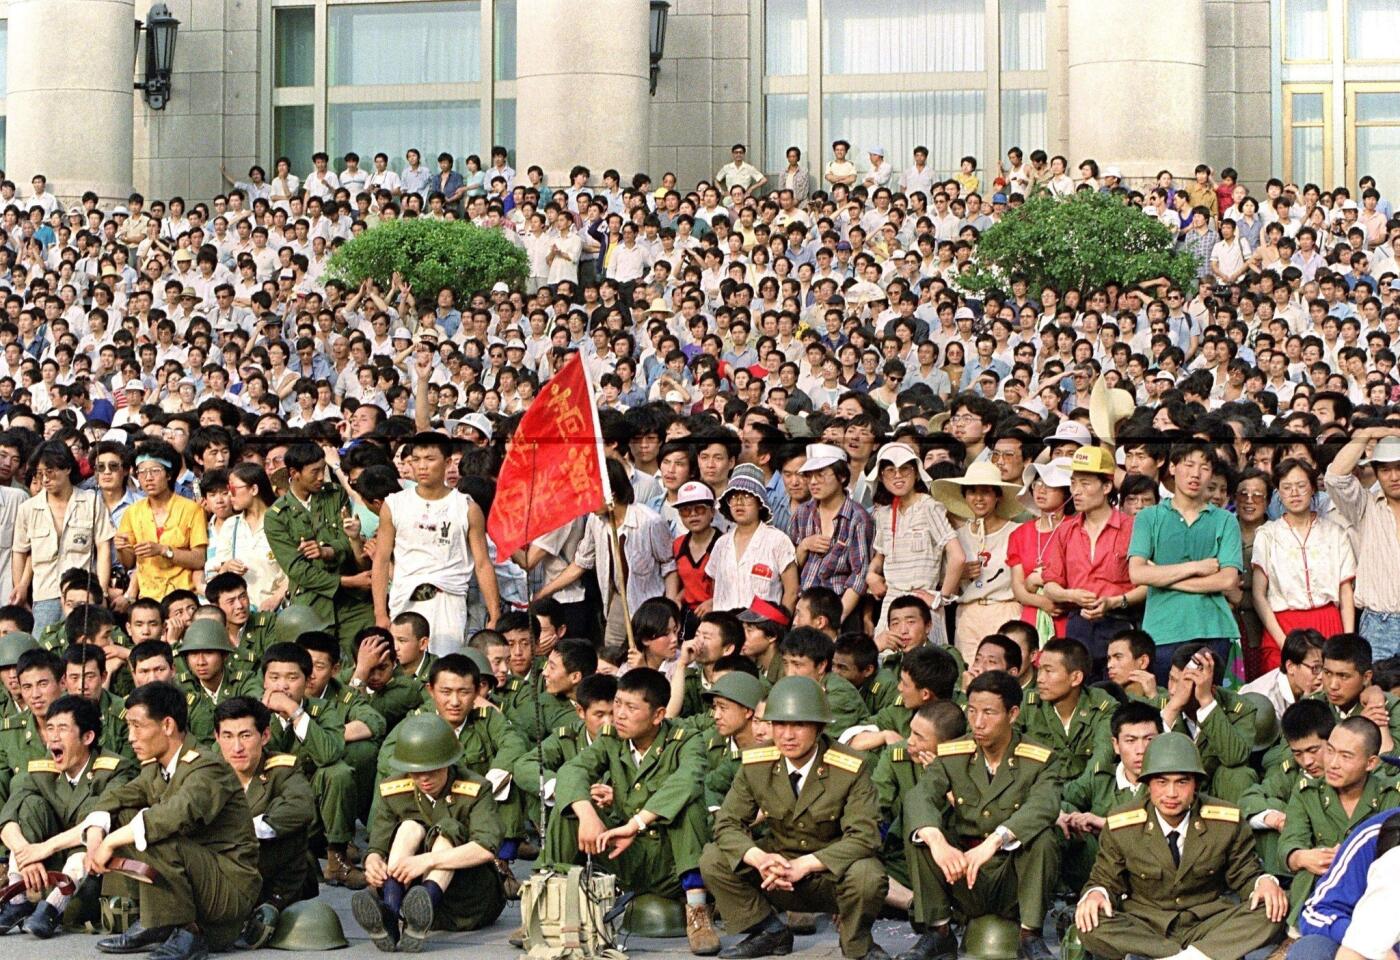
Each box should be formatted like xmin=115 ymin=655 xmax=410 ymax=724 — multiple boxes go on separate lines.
xmin=386 ymin=488 xmax=476 ymax=612
xmin=709 ymin=522 xmax=795 ymax=612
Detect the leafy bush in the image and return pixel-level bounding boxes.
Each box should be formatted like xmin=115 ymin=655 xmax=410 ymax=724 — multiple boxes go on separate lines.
xmin=327 ymin=218 xmax=528 ymax=301
xmin=959 ymin=191 xmax=1200 ymax=296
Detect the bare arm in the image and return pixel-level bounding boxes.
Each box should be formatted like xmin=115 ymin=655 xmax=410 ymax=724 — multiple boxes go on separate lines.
xmin=371 ymin=503 xmax=396 ymax=625
xmin=467 ymin=501 xmax=501 ymax=628
xmin=1129 ymin=554 xmax=1213 ymax=587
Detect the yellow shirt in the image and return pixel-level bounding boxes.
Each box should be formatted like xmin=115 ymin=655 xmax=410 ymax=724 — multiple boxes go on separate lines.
xmin=118 ymin=495 xmax=208 ymax=600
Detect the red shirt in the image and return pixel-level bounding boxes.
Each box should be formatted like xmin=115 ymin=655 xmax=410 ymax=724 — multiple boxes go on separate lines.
xmin=1040 ymin=509 xmax=1136 ymax=599
xmin=1007 ymin=520 xmax=1069 ymax=635
xmin=674 ymin=532 xmax=716 ymax=608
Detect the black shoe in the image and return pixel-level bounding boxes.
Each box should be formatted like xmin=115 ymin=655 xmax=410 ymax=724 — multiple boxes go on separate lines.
xmin=148 ymin=929 xmax=209 ymax=960
xmin=859 ymin=945 xmax=891 ymax=960
xmin=398 ymin=886 xmax=434 ymax=953
xmin=1018 ymin=933 xmax=1055 ymax=960
xmin=233 ymin=904 xmax=280 ymax=950
xmin=97 ymin=923 xmax=177 ymax=954
xmin=786 ymin=912 xmax=818 ymax=935
xmin=351 ymin=889 xmax=399 ymax=953
xmin=895 ymin=927 xmax=958 ymax=960
xmin=718 ymin=924 xmax=794 ymax=959
xmin=22 ymin=902 xmax=60 ymax=939
xmin=0 ymin=899 xmax=35 ymax=934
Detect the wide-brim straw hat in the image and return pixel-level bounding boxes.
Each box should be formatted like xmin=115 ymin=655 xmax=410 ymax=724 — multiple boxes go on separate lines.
xmin=1089 ymin=375 xmax=1137 ymax=444
xmin=931 ymin=460 xmax=1024 ymax=520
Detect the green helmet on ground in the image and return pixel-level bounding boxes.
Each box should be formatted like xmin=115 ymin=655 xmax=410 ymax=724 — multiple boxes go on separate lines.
xmin=962 ymin=915 xmax=1020 ymax=960
xmin=622 ymin=893 xmax=687 ymax=939
xmin=463 ymin=648 xmax=497 ymax=689
xmin=177 ymin=619 xmax=235 ymax=655
xmin=100 ymin=896 xmax=139 ymax=935
xmin=702 ymin=672 xmax=765 ymax=711
xmin=388 ymin=714 xmax=462 ymax=773
xmin=268 ymin=899 xmax=348 ymax=950
xmin=1239 ymin=692 xmax=1279 ymax=752
xmin=763 ymin=676 xmax=832 ymax=724
xmin=272 ymin=604 xmax=330 ymax=645
xmin=1059 ymin=925 xmax=1086 ymax=960
xmin=1139 ymin=731 xmax=1207 ymax=780
xmin=0 ymin=631 xmax=39 ymax=669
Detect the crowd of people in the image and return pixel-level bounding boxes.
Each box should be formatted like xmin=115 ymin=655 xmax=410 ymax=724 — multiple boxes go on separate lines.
xmin=0 ymin=137 xmax=1391 ymax=960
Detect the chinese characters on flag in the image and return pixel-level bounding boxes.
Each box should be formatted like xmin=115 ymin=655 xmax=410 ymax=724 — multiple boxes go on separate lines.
xmin=488 ymin=354 xmax=609 ymax=557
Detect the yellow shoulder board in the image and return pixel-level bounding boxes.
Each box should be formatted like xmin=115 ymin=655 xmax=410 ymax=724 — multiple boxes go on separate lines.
xmin=186 ymin=693 xmax=196 ymax=705
xmin=823 ymin=749 xmax=862 ymax=774
xmin=476 ymin=705 xmax=490 ymax=717
xmin=451 ymin=780 xmax=481 ymax=797
xmin=26 ymin=759 xmax=57 ymax=774
xmin=557 ymin=726 xmax=571 ymax=737
xmin=264 ymin=754 xmax=297 ymax=770
xmin=1231 ymin=701 xmax=1243 ymax=714
xmin=1014 ymin=743 xmax=1052 ymax=764
xmin=181 ymin=750 xmax=199 ymax=763
xmin=1106 ymin=808 xmax=1148 ymax=830
xmin=742 ymin=746 xmax=781 ymax=765
xmin=342 ymin=691 xmax=355 ymax=704
xmin=379 ymin=778 xmax=413 ymax=797
xmin=310 ymin=705 xmax=322 ymax=718
xmin=937 ymin=739 xmax=977 ymax=758
xmin=1097 ymin=698 xmax=1113 ymax=712
xmin=140 ymin=757 xmax=156 ymax=766
xmin=599 ymin=723 xmax=616 ymax=737
xmin=91 ymin=756 xmax=119 ymax=772
xmin=118 ymin=708 xmax=127 ymax=720
xmin=1200 ymin=804 xmax=1241 ymax=823
xmin=1281 ymin=759 xmax=1293 ymax=773
xmin=892 ymin=747 xmax=906 ymax=762
xmin=671 ymin=728 xmax=686 ymax=741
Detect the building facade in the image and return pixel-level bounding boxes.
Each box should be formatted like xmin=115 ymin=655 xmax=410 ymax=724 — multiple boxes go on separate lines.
xmin=1 ymin=0 xmax=1399 ymax=200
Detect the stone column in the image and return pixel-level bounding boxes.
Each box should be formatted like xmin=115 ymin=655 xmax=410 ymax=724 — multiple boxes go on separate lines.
xmin=515 ymin=0 xmax=650 ymax=186
xmin=1066 ymin=0 xmax=1205 ymax=183
xmin=6 ymin=0 xmax=135 ymax=205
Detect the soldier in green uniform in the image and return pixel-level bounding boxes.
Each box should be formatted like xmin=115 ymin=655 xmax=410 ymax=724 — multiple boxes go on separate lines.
xmin=700 ymin=675 xmax=889 ymax=960
xmin=847 ymin=646 xmax=960 ymax=753
xmin=672 ymin=612 xmax=743 ymax=720
xmin=174 ymin=619 xmax=261 ymax=745
xmin=390 ymin=611 xmax=437 ymax=685
xmin=264 ymin=442 xmax=375 ymax=660
xmin=0 ymin=632 xmax=40 ymax=721
xmin=0 ymin=651 xmax=66 ymax=816
xmin=513 ymin=674 xmax=616 ymax=808
xmin=1161 ymin=643 xmax=1259 ymax=802
xmin=1239 ymin=699 xmax=1333 ymax=875
xmin=834 ymin=634 xmax=900 ymax=716
xmin=1073 ymin=732 xmax=1288 ymax=960
xmin=901 ymin=670 xmax=1060 ymax=960
xmin=0 ymin=696 xmax=137 ymax=937
xmin=350 ymin=627 xmax=427 ymax=732
xmin=546 ymin=667 xmax=721 ymax=955
xmin=60 ymin=645 xmax=134 ymax=759
xmin=54 ymin=601 xmax=135 ymax=696
xmin=298 ymin=630 xmax=386 ymax=828
xmin=1279 ymin=717 xmax=1400 ymax=924
xmin=699 ymin=670 xmax=768 ymax=810
xmin=205 ymin=572 xmax=278 ymax=673
xmin=737 ymin=600 xmax=790 ymax=686
xmin=260 ymin=641 xmax=379 ymax=889
xmin=1018 ymin=638 xmax=1117 ymax=785
xmin=778 ymin=627 xmax=869 ymax=739
xmin=498 ymin=639 xmax=574 ymax=745
xmin=86 ymin=682 xmax=262 ymax=960
xmin=352 ymin=714 xmax=507 ymax=953
xmin=1313 ymin=633 xmax=1400 ymax=755
xmin=213 ymin=696 xmax=318 ymax=913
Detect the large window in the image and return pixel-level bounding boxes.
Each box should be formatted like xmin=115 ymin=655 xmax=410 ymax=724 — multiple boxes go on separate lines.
xmin=1283 ymin=0 xmax=1329 ymax=62
xmin=822 ymin=0 xmax=984 ymax=74
xmin=822 ymin=91 xmax=986 ymax=177
xmin=1349 ymin=85 xmax=1400 ymax=184
xmin=1284 ymin=86 xmax=1330 ymax=187
xmin=328 ymin=3 xmax=480 ymax=85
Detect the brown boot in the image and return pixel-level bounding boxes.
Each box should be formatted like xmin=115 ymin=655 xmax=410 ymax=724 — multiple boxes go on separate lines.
xmin=508 ymin=925 xmax=526 ymax=948
xmin=324 ymin=849 xmax=368 ymax=889
xmin=496 ymin=858 xmax=522 ymax=899
xmin=686 ymin=903 xmax=720 ymax=956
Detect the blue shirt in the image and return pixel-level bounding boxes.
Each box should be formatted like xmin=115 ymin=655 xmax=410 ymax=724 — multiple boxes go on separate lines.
xmin=1299 ymin=808 xmax=1397 ymax=943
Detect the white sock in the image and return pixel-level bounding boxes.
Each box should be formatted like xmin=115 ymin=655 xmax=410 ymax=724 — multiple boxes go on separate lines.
xmin=685 ymin=889 xmax=707 ymax=907
xmin=5 ymin=872 xmax=22 ymax=904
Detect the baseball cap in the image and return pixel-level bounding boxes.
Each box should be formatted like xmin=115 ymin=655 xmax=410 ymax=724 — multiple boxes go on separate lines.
xmin=462 ymin=412 xmax=493 ymax=441
xmin=664 ymin=390 xmax=686 ymax=404
xmin=1048 ymin=420 xmax=1092 ymax=447
xmin=799 ymin=443 xmax=848 ymax=473
xmin=674 ymin=481 xmax=715 ymax=508
xmin=1070 ymin=446 xmax=1116 ymax=476
xmin=992 ymin=193 xmax=1008 ymax=204
xmin=736 ymin=597 xmax=791 ymax=629
xmin=391 ymin=327 xmax=412 ymax=340
xmin=491 ymin=282 xmax=510 ymax=294
xmin=1365 ymin=436 xmax=1400 ymax=466
xmin=123 ymin=379 xmax=146 ymax=393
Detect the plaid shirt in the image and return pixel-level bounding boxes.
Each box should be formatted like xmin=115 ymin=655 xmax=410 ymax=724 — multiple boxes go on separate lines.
xmin=792 ymin=495 xmax=874 ymax=597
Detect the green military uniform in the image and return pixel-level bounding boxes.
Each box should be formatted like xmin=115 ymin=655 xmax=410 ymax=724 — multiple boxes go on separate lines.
xmin=316 ymin=679 xmax=389 ymax=822
xmin=232 ymin=612 xmax=278 ymax=673
xmin=1239 ymin=756 xmax=1306 ymax=874
xmin=904 ymin=732 xmax=1061 ymax=931
xmin=820 ymin=672 xmax=869 ymax=739
xmin=1310 ymin=691 xmax=1400 ymax=752
xmin=0 ymin=750 xmax=138 ymax=864
xmin=1058 ymin=760 xmax=1146 ymax=894
xmin=499 ymin=669 xmax=575 ymax=745
xmin=0 ymin=711 xmax=51 ymax=805
xmin=94 ymin=689 xmax=135 ymax=760
xmin=264 ymin=485 xmax=375 ymax=658
xmin=513 ymin=719 xmax=592 ymax=798
xmin=546 ymin=718 xmax=709 ymax=899
xmin=1168 ymin=687 xmax=1259 ymax=802
xmin=179 ymin=670 xmax=262 ymax=745
xmin=89 ymin=739 xmax=262 ymax=949
xmin=365 ymin=674 xmax=426 ymax=733
xmin=266 ymin=691 xmax=381 ymax=846
xmin=244 ymin=752 xmax=318 ymax=909
xmin=701 ymin=736 xmax=887 ymax=958
xmin=1018 ymin=685 xmax=1117 ymax=784
xmin=1278 ymin=774 xmax=1400 ymax=924
xmin=369 ymin=766 xmax=506 ymax=932
xmin=857 ymin=667 xmax=901 ymax=716
xmin=1079 ymin=795 xmax=1283 ymax=960
xmin=402 ymin=653 xmax=437 ymax=686
xmin=871 ymin=740 xmax=922 ymax=887
xmin=701 ymin=733 xmax=743 ymax=811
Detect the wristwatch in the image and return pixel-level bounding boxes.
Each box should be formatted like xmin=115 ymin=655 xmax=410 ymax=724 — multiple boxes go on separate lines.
xmin=163 ymin=546 xmax=174 ymax=560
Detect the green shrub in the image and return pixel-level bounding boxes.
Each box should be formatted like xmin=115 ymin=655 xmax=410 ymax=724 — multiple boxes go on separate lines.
xmin=959 ymin=191 xmax=1200 ymax=296
xmin=327 ymin=217 xmax=528 ymax=301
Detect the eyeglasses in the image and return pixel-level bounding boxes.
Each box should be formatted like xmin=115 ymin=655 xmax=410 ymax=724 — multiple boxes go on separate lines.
xmin=1236 ymin=490 xmax=1268 ymax=501
xmin=94 ymin=462 xmax=124 ymax=473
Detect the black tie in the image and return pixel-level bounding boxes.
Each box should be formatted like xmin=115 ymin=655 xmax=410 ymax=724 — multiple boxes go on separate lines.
xmin=1167 ymin=830 xmax=1180 ymax=867
xmin=789 ymin=771 xmax=801 ymax=798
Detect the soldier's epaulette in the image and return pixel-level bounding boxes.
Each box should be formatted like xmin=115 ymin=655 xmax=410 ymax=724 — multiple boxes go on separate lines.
xmin=1096 ymin=698 xmax=1113 ymax=712
xmin=1298 ymin=775 xmax=1315 ymax=790
xmin=1024 ymin=691 xmax=1040 ymax=705
xmin=341 ymin=690 xmax=356 ymax=705
xmin=557 ymin=725 xmax=572 ymax=737
xmin=1281 ymin=759 xmax=1293 ymax=773
xmin=476 ymin=705 xmax=490 ymax=718
xmin=870 ymin=680 xmax=882 ymax=696
xmin=265 ymin=754 xmax=297 ymax=770
xmin=180 ymin=749 xmax=200 ymax=763
xmin=310 ymin=704 xmax=323 ymax=718
xmin=508 ymin=677 xmax=524 ymax=693
xmin=1230 ymin=700 xmax=1244 ymax=714
xmin=670 ymin=727 xmax=687 ymax=741
xmin=91 ymin=756 xmax=119 ymax=772
xmin=823 ymin=749 xmax=861 ymax=774
xmin=1106 ymin=808 xmax=1148 ymax=830
xmin=1201 ymin=804 xmax=1240 ymax=823
xmin=742 ymin=746 xmax=780 ymax=764
xmin=379 ymin=778 xmax=413 ymax=796
xmin=1014 ymin=743 xmax=1052 ymax=764
xmin=117 ymin=708 xmax=127 ymax=720
xmin=268 ymin=502 xmax=282 ymax=515
xmin=451 ymin=780 xmax=480 ymax=797
xmin=936 ymin=739 xmax=976 ymax=757
xmin=186 ymin=693 xmax=196 ymax=706
xmin=892 ymin=747 xmax=906 ymax=762
xmin=140 ymin=757 xmax=156 ymax=766
xmin=599 ymin=723 xmax=616 ymax=738
xmin=27 ymin=759 xmax=57 ymax=774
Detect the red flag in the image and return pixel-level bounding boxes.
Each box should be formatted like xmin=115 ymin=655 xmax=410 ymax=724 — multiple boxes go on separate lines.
xmin=488 ymin=353 xmax=611 ymax=558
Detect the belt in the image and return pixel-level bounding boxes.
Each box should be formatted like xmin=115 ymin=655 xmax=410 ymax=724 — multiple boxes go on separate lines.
xmin=410 ymin=583 xmax=441 ymax=603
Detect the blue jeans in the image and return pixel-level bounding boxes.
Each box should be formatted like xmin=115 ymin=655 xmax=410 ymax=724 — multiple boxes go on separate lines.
xmin=1287 ymin=934 xmax=1340 ymax=960
xmin=1359 ymin=608 xmax=1400 ymax=660
xmin=30 ymin=599 xmax=62 ymax=635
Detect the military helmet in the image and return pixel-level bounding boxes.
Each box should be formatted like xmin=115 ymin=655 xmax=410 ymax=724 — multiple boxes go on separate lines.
xmin=0 ymin=631 xmax=39 ymax=669
xmin=177 ymin=619 xmax=235 ymax=656
xmin=762 ymin=676 xmax=832 ymax=724
xmin=1059 ymin=925 xmax=1087 ymax=960
xmin=268 ymin=899 xmax=348 ymax=950
xmin=962 ymin=915 xmax=1021 ymax=960
xmin=702 ymin=672 xmax=765 ymax=711
xmin=463 ymin=648 xmax=497 ymax=689
xmin=622 ymin=893 xmax=687 ymax=939
xmin=100 ymin=896 xmax=140 ymax=935
xmin=388 ymin=714 xmax=462 ymax=773
xmin=1239 ymin=692 xmax=1279 ymax=752
xmin=1138 ymin=731 xmax=1207 ymax=779
xmin=271 ymin=604 xmax=330 ymax=645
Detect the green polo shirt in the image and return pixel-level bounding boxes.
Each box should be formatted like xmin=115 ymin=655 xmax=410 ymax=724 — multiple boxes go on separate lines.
xmin=1127 ymin=495 xmax=1242 ymax=644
